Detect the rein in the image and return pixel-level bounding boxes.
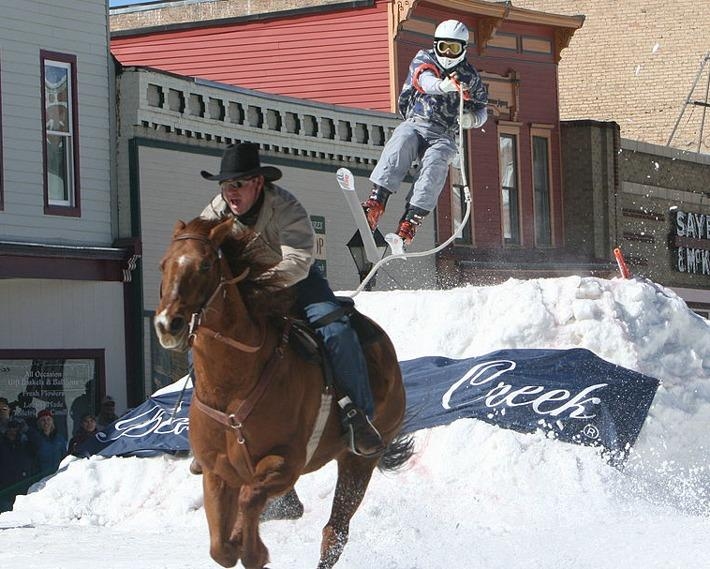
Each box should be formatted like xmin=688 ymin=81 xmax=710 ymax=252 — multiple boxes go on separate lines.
xmin=172 ymin=233 xmax=266 ymax=353
xmin=192 ymin=320 xmax=293 ymax=477
xmin=171 ymin=230 xmax=291 ymax=477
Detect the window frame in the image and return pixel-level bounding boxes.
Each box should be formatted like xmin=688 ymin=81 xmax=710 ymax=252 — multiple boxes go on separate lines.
xmin=0 ymin=50 xmax=4 ymax=211
xmin=0 ymin=348 xmax=105 ymax=438
xmin=40 ymin=50 xmax=81 ymax=217
xmin=531 ymin=126 xmax=555 ymax=247
xmin=498 ymin=124 xmax=522 ymax=246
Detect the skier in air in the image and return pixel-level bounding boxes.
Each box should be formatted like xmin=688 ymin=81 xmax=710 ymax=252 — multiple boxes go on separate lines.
xmin=363 ymin=20 xmax=488 ymax=246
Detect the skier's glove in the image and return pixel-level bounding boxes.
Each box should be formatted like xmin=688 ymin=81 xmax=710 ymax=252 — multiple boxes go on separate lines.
xmin=439 ymin=76 xmax=460 ymax=93
xmin=460 ymin=110 xmax=487 ymax=129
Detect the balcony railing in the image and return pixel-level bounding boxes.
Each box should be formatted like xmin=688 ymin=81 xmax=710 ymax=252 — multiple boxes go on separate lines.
xmin=117 ymin=67 xmax=400 ymax=165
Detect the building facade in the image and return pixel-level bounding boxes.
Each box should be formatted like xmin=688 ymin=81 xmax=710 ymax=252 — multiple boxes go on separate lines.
xmin=0 ymin=1 xmax=136 ymax=434
xmin=561 ymin=120 xmax=710 ymax=313
xmin=511 ymin=0 xmax=710 ymax=154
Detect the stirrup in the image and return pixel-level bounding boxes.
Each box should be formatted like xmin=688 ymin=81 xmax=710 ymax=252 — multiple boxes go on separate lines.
xmin=342 ymin=404 xmax=385 ymax=458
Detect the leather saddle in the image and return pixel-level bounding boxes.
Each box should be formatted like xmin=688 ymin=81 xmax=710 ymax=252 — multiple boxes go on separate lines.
xmin=287 ymin=296 xmax=383 ymax=387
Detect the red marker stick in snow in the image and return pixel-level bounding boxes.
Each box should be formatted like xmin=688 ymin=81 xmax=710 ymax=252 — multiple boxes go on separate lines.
xmin=614 ymin=247 xmax=631 ymax=279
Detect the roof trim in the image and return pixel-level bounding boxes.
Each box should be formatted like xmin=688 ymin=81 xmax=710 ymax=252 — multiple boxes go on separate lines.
xmin=111 ymin=0 xmax=374 ymax=38
xmin=417 ymin=0 xmax=585 ymax=30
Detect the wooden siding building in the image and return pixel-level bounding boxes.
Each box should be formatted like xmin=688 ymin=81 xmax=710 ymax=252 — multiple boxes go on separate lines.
xmin=0 ymin=1 xmax=139 ymax=426
xmin=110 ymin=0 xmax=602 ymax=285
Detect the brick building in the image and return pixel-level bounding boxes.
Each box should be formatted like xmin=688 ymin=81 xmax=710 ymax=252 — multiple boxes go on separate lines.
xmin=513 ymin=0 xmax=710 ymax=154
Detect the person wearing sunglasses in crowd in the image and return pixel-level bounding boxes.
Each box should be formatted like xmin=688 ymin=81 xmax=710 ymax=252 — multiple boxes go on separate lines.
xmin=363 ymin=19 xmax=488 ymax=247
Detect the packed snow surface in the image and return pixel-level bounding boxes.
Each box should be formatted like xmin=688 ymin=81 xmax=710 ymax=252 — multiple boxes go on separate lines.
xmin=2 ymin=276 xmax=709 ymax=568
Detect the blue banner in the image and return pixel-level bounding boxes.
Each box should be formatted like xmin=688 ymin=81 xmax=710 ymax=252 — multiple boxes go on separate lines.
xmin=78 ymin=348 xmax=659 ymax=460
xmin=399 ymin=348 xmax=659 ymax=458
xmin=77 ymin=390 xmax=190 ymax=458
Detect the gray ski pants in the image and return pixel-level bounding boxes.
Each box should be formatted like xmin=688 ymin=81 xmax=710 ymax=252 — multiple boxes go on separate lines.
xmin=369 ymin=118 xmax=458 ymax=212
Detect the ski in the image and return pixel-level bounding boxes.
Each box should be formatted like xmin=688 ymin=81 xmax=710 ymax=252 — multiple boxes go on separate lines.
xmin=336 ymin=167 xmax=384 ymax=264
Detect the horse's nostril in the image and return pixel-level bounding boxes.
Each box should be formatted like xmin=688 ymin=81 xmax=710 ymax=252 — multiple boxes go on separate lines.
xmin=169 ymin=316 xmax=185 ymax=334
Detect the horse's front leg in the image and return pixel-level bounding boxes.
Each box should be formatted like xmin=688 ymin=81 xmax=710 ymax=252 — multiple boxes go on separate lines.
xmin=318 ymin=454 xmax=378 ymax=569
xmin=234 ymin=454 xmax=299 ymax=569
xmin=202 ymin=471 xmax=242 ymax=568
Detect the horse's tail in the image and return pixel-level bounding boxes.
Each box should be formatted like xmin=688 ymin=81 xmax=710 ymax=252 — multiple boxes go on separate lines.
xmin=378 ymin=431 xmax=415 ymax=472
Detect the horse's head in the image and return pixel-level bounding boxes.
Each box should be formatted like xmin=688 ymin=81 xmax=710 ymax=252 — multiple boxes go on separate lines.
xmin=154 ymin=217 xmax=234 ymax=351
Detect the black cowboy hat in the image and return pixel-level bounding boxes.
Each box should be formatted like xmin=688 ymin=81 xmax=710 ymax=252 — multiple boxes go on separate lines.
xmin=200 ymin=142 xmax=282 ymax=182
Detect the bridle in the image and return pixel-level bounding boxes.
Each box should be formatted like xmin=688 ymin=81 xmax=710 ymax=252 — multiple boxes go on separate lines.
xmin=168 ymin=231 xmax=292 ymax=477
xmin=171 ymin=232 xmax=265 ymax=353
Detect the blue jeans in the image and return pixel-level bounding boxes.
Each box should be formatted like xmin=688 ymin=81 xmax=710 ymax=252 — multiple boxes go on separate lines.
xmin=294 ymin=265 xmax=374 ymax=417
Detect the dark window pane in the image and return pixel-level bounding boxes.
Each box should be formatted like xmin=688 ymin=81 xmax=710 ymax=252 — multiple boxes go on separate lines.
xmin=533 ymin=136 xmax=551 ymax=246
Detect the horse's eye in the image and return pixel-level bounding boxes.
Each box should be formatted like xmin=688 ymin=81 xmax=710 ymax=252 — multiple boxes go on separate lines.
xmin=199 ymin=260 xmax=212 ymax=273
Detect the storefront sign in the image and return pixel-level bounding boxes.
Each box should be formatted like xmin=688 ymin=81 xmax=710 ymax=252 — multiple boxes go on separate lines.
xmin=672 ymin=210 xmax=710 ymax=275
xmin=0 ymin=353 xmax=99 ymax=439
xmin=311 ymin=215 xmax=327 ymax=276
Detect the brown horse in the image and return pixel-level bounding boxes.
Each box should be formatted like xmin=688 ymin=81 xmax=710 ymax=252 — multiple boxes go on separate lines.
xmin=154 ymin=217 xmax=412 ymax=569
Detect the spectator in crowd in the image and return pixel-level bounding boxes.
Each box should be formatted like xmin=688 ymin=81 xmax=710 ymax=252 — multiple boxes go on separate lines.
xmin=11 ymin=392 xmax=37 ymax=425
xmin=96 ymin=396 xmax=119 ymax=429
xmin=0 ymin=397 xmax=10 ymax=436
xmin=68 ymin=414 xmax=98 ymax=457
xmin=70 ymin=380 xmax=95 ymax=434
xmin=0 ymin=417 xmax=35 ymax=512
xmin=29 ymin=409 xmax=67 ymax=475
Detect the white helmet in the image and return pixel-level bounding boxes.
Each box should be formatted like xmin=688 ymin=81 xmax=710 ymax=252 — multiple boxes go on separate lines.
xmin=433 ymin=20 xmax=469 ymax=70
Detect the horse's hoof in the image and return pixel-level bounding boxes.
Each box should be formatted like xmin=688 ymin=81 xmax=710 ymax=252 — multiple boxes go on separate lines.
xmin=189 ymin=458 xmax=203 ymax=475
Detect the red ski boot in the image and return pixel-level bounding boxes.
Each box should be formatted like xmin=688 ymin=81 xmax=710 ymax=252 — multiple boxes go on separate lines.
xmin=362 ymin=185 xmax=392 ymax=231
xmin=396 ymin=205 xmax=429 ymax=245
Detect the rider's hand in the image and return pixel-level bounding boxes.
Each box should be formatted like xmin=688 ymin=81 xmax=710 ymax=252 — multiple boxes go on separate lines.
xmin=439 ymin=75 xmax=459 ymax=93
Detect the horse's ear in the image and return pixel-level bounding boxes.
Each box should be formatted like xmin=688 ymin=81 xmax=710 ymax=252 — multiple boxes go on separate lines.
xmin=209 ymin=218 xmax=234 ymax=247
xmin=172 ymin=220 xmax=186 ymax=236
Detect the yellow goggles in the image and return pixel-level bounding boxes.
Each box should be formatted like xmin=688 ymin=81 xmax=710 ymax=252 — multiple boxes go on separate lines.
xmin=436 ymin=40 xmax=465 ymax=56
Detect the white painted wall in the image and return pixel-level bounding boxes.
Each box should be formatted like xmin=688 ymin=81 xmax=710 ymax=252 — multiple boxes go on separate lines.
xmin=0 ymin=0 xmax=113 ymax=244
xmin=0 ymin=279 xmax=127 ymax=409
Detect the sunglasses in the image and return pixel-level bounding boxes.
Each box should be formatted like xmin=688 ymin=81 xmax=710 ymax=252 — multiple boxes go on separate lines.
xmin=436 ymin=40 xmax=465 ymax=56
xmin=221 ymin=177 xmax=257 ymax=191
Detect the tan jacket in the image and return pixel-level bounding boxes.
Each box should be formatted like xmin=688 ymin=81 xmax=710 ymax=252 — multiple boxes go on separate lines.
xmin=200 ymin=183 xmax=315 ymax=288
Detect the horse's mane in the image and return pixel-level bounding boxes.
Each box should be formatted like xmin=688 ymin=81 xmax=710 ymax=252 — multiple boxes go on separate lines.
xmin=180 ymin=217 xmax=296 ymax=319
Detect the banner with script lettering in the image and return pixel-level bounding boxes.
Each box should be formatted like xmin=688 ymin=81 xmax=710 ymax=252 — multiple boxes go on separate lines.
xmin=79 ymin=348 xmax=659 ymax=459
xmin=77 ymin=389 xmax=190 ymax=458
xmin=400 ymin=348 xmax=659 ymax=458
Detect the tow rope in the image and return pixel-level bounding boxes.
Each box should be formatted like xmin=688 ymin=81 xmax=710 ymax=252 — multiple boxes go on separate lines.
xmin=349 ymin=83 xmax=473 ymax=297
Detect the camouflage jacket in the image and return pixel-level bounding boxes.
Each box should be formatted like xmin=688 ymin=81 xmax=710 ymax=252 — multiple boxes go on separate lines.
xmin=398 ymin=49 xmax=488 ymax=132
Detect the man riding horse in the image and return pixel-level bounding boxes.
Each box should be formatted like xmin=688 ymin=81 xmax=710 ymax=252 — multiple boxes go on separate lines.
xmin=199 ymin=142 xmax=384 ymax=458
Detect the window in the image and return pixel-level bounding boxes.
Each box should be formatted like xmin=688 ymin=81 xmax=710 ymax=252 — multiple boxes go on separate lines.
xmin=532 ymin=133 xmax=552 ymax=246
xmin=0 ymin=350 xmax=103 ymax=439
xmin=41 ymin=51 xmax=80 ymax=216
xmin=499 ymin=132 xmax=520 ymax=245
xmin=0 ymin=51 xmax=3 ymax=210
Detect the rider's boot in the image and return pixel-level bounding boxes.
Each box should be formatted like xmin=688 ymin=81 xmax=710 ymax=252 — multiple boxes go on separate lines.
xmin=362 ymin=185 xmax=392 ymax=231
xmin=339 ymin=397 xmax=385 ymax=457
xmin=395 ymin=204 xmax=429 ymax=245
